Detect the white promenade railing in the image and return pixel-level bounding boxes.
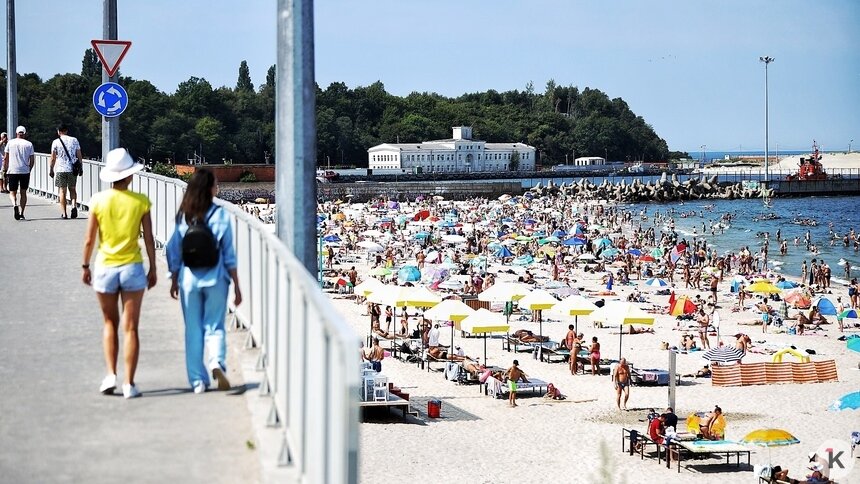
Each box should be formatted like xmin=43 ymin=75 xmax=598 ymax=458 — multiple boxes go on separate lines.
xmin=29 ymin=154 xmax=360 ymax=484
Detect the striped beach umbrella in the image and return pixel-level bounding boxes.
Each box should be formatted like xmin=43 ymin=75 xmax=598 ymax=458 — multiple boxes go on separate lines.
xmin=644 ymin=277 xmax=669 ymax=288
xmin=702 ymin=346 xmax=745 ymax=364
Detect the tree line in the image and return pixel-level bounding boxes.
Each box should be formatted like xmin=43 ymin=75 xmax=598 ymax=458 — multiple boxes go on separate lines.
xmin=0 ymin=50 xmax=681 ymax=167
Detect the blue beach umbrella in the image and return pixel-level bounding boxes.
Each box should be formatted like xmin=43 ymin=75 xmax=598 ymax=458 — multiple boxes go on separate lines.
xmin=322 ymin=234 xmax=341 ymax=243
xmin=596 ymin=238 xmax=612 ymax=249
xmin=848 ymin=337 xmax=860 ymax=354
xmin=414 ymin=232 xmax=431 ymax=239
xmin=513 ymin=255 xmax=534 ymax=266
xmin=644 ymin=277 xmax=669 ymax=287
xmin=539 ymin=236 xmax=560 ymax=244
xmin=397 ymin=265 xmax=421 ymax=283
xmin=600 ymin=248 xmax=620 ymax=257
xmin=552 ymin=229 xmax=567 ymax=238
xmin=828 ymin=392 xmax=860 ymax=411
xmin=563 ymin=237 xmax=585 ymax=246
xmin=627 ymin=248 xmax=642 ymax=256
xmin=494 ymin=246 xmax=514 ymax=258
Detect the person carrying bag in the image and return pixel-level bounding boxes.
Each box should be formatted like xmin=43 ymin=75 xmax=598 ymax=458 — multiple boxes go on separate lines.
xmin=165 ymin=168 xmax=242 ymax=394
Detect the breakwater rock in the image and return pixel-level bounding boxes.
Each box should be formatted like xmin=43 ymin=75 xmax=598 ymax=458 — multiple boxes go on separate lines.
xmin=529 ymin=173 xmax=775 ymax=202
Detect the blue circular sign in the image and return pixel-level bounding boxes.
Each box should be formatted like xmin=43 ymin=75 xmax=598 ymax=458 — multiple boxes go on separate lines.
xmin=92 ymin=82 xmax=129 ymax=118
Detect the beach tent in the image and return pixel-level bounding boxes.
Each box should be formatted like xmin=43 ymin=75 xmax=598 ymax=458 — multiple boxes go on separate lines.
xmin=813 ymin=297 xmax=837 ymax=316
xmin=669 ymin=296 xmax=697 ymax=316
xmin=592 ymin=301 xmax=655 ymax=359
xmin=784 ymin=290 xmax=812 ymax=309
xmin=460 ymin=309 xmax=509 ymax=366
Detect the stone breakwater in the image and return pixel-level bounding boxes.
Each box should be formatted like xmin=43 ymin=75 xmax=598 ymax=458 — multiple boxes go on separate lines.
xmin=529 ymin=173 xmax=775 ymax=202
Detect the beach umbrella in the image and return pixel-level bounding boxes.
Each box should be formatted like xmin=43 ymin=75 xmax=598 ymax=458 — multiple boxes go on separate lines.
xmin=460 ymin=309 xmax=509 ymax=366
xmin=397 ymin=265 xmax=421 ymax=283
xmin=552 ymin=229 xmax=567 ymax=238
xmin=550 ymin=295 xmax=597 ymax=334
xmin=413 ymin=210 xmax=430 ymax=221
xmin=539 ymin=236 xmax=560 ymax=244
xmin=644 ymin=277 xmax=668 ymax=288
xmin=627 ymin=248 xmax=642 ymax=256
xmin=442 ymin=234 xmax=467 ymax=244
xmin=478 ymin=282 xmax=531 ymax=303
xmin=639 ymin=254 xmax=656 ymax=262
xmin=593 ymin=301 xmax=655 ymax=359
xmin=414 ymin=231 xmax=431 ymax=239
xmin=600 ymin=247 xmax=621 ymax=257
xmin=828 ymin=391 xmax=860 ymax=411
xmin=813 ymin=297 xmax=837 ymax=316
xmin=650 ymin=247 xmax=664 ymax=258
xmin=838 ymin=309 xmax=859 ymax=320
xmin=353 ymin=277 xmax=385 ymax=297
xmin=424 ymin=299 xmax=477 ymax=347
xmin=405 ymin=286 xmax=442 ymax=308
xmin=357 ymin=240 xmax=384 ymax=252
xmin=740 ymin=429 xmax=800 ymax=464
xmin=367 ymin=285 xmax=412 ymax=337
xmin=322 ymin=234 xmax=341 ymax=243
xmin=702 ymin=346 xmax=745 ymax=364
xmin=563 ymin=237 xmax=586 ymax=246
xmin=747 ymin=281 xmax=782 ymax=294
xmin=517 ymin=289 xmax=559 ymax=351
xmin=369 ymin=267 xmax=392 ymax=277
xmin=494 ymin=245 xmax=514 ymax=258
xmin=512 ymin=255 xmax=534 ymax=266
xmin=847 ymin=337 xmax=860 ymax=353
xmin=775 ymin=280 xmax=797 ymax=289
xmin=578 ymin=253 xmax=596 ymax=261
xmin=595 ymin=237 xmax=612 ymax=249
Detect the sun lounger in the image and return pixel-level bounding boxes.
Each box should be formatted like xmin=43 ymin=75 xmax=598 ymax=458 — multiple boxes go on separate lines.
xmin=621 ymin=428 xmax=665 ymax=462
xmin=631 ymin=368 xmax=678 ymax=386
xmin=537 ymin=343 xmax=571 ymax=363
xmin=483 ymin=375 xmax=549 ymax=399
xmin=667 ymin=439 xmax=751 ymax=473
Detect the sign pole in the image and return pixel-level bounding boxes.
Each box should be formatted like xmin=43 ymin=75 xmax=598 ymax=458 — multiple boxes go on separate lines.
xmin=6 ymin=0 xmax=18 ymax=136
xmin=668 ymin=350 xmax=676 ymax=410
xmin=101 ymin=0 xmax=119 ymax=162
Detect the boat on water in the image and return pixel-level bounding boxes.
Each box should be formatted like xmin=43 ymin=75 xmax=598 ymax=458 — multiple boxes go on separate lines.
xmin=786 ymin=141 xmax=827 ymax=181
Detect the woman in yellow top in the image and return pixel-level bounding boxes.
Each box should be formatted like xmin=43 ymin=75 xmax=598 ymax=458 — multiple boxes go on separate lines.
xmin=81 ymin=148 xmax=157 ymax=399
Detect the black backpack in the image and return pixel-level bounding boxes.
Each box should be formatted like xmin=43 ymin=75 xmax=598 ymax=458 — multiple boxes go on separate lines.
xmin=181 ymin=208 xmax=220 ymax=268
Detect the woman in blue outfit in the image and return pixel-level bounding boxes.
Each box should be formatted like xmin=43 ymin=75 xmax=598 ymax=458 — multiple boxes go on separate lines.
xmin=166 ymin=169 xmax=242 ymax=394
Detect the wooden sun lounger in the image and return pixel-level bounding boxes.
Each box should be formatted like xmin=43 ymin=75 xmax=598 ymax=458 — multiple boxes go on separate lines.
xmin=359 ymin=394 xmax=413 ymax=421
xmin=667 ymin=440 xmax=752 ymax=473
xmin=535 ymin=343 xmax=570 ymax=363
xmin=482 ymin=376 xmax=549 ymax=399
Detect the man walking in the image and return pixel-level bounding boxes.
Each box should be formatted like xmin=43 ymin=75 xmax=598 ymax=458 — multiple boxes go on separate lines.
xmin=2 ymin=126 xmax=35 ymax=220
xmin=50 ymin=124 xmax=83 ymax=219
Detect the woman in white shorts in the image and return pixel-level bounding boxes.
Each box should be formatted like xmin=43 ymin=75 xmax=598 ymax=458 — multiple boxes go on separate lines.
xmin=81 ymin=148 xmax=157 ymax=399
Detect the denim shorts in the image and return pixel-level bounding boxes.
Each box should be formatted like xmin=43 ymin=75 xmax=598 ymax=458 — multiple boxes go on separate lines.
xmin=93 ymin=262 xmax=147 ymax=293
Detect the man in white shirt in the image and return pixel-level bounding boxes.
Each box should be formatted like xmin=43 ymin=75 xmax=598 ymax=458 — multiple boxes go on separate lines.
xmin=50 ymin=124 xmax=83 ymax=219
xmin=428 ymin=323 xmax=441 ymax=348
xmin=2 ymin=126 xmax=35 ymax=220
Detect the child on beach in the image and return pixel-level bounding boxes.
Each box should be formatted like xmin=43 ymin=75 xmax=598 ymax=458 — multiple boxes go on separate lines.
xmin=504 ymin=359 xmax=528 ymax=408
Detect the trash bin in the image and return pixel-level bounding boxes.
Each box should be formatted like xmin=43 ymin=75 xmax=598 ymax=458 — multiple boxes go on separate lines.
xmin=427 ymin=399 xmax=441 ymax=418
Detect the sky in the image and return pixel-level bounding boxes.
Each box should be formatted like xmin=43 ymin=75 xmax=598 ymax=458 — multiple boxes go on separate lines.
xmin=3 ymin=0 xmax=859 ymax=153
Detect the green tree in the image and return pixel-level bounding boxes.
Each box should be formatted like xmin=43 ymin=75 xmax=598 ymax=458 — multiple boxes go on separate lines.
xmin=81 ymin=48 xmax=101 ymax=79
xmin=236 ymin=60 xmax=254 ymax=92
xmin=265 ymin=65 xmax=275 ymax=89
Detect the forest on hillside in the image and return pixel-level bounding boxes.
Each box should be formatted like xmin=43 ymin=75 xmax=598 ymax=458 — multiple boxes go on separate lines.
xmin=0 ymin=51 xmax=678 ymax=167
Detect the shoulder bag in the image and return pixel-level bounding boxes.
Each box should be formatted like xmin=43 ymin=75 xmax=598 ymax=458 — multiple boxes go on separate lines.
xmin=58 ymin=137 xmax=82 ymax=176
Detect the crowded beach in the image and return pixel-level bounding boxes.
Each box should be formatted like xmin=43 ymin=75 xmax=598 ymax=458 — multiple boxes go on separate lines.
xmin=316 ymin=191 xmax=857 ymax=483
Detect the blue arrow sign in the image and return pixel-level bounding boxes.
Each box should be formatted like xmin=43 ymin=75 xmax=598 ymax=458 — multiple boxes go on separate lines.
xmin=92 ymin=82 xmax=128 ymax=118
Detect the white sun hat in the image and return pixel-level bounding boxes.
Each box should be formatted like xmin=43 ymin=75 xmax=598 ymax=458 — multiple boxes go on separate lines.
xmin=100 ymin=148 xmax=144 ymax=182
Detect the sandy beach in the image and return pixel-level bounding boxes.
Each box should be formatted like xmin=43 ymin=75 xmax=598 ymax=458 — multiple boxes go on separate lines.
xmin=313 ymin=196 xmax=859 ymax=483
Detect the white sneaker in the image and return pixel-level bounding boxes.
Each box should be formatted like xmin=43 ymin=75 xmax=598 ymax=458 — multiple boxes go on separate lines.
xmin=122 ymin=383 xmax=141 ymax=399
xmin=100 ymin=374 xmax=117 ymax=395
xmin=193 ymin=382 xmax=207 ymax=394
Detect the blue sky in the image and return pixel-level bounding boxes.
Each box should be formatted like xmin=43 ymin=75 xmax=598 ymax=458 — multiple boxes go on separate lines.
xmin=3 ymin=0 xmax=858 ymax=152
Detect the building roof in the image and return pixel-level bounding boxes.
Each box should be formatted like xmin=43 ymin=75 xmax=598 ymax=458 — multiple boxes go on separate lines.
xmin=368 ymin=140 xmax=534 ymax=152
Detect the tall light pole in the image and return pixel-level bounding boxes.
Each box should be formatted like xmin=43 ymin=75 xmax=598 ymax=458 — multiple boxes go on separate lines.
xmin=850 ymin=139 xmax=854 ymax=153
xmin=760 ymin=56 xmax=774 ymax=183
xmin=700 ymin=145 xmax=706 ymax=166
xmin=6 ymin=0 xmax=18 ymax=136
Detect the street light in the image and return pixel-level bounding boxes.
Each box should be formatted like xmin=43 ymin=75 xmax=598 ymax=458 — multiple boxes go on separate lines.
xmin=760 ymin=56 xmax=774 ymax=183
xmin=700 ymin=145 xmax=706 ymax=166
xmin=850 ymin=139 xmax=854 ymax=153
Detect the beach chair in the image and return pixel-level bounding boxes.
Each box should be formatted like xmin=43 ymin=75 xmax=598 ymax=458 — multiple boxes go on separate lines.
xmin=685 ymin=414 xmax=701 ymax=434
xmin=372 ymin=376 xmax=389 ymax=402
xmin=710 ymin=415 xmax=726 ymax=440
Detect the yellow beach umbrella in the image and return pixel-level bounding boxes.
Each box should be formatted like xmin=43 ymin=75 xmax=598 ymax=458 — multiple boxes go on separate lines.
xmin=740 ymin=429 xmax=799 ymax=464
xmin=405 ymin=286 xmax=442 ymax=308
xmin=354 ymin=277 xmax=385 ymax=297
xmin=550 ymin=295 xmax=598 ymax=334
xmin=460 ymin=308 xmax=510 ymax=365
xmin=747 ymin=281 xmax=782 ymax=294
xmin=478 ymin=282 xmax=531 ymax=303
xmin=423 ymin=299 xmax=475 ymax=322
xmin=593 ymin=301 xmax=655 ymax=359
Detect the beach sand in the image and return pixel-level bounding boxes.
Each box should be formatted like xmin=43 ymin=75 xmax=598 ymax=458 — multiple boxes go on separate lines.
xmin=324 ymin=254 xmax=859 ymax=483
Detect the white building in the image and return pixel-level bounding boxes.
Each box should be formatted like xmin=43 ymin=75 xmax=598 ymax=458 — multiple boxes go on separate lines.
xmin=573 ymin=156 xmax=606 ymax=166
xmin=367 ymin=126 xmax=536 ymax=173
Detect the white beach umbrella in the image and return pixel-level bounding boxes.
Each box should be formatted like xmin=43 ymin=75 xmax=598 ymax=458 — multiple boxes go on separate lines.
xmin=460 ymin=308 xmax=510 ymax=366
xmin=517 ymin=289 xmax=559 ymax=348
xmin=592 ymin=301 xmax=655 ymax=360
xmin=442 ymin=234 xmax=467 ymax=244
xmin=550 ymin=294 xmax=598 ymax=334
xmin=357 ymin=241 xmax=384 ymax=252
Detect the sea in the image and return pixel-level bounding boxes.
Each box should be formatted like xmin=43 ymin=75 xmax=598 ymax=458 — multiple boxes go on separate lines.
xmin=621 ymin=196 xmax=860 ymax=285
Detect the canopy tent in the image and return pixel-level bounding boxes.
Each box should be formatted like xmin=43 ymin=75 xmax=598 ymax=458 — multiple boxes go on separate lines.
xmin=460 ymin=309 xmax=510 ymax=366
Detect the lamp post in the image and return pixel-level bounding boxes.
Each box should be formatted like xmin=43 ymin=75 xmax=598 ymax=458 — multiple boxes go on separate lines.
xmin=760 ymin=56 xmax=774 ymax=183
xmin=850 ymin=139 xmax=854 ymax=153
xmin=700 ymin=145 xmax=706 ymax=166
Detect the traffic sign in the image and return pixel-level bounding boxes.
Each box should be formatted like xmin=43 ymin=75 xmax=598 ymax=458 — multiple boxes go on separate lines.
xmin=91 ymin=40 xmax=132 ymax=77
xmin=93 ymin=82 xmax=129 ymax=118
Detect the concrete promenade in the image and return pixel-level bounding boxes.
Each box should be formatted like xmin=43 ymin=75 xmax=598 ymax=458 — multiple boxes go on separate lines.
xmin=0 ymin=195 xmax=260 ymax=483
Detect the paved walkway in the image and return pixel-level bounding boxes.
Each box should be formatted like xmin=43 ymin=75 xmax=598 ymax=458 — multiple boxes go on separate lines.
xmin=0 ymin=195 xmax=260 ymax=483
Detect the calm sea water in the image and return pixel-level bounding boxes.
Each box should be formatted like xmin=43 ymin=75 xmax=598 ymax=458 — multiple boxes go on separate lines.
xmin=623 ymin=196 xmax=860 ymax=283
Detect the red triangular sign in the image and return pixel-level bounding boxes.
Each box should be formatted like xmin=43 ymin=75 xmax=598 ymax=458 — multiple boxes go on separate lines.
xmin=91 ymin=40 xmax=132 ymax=77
